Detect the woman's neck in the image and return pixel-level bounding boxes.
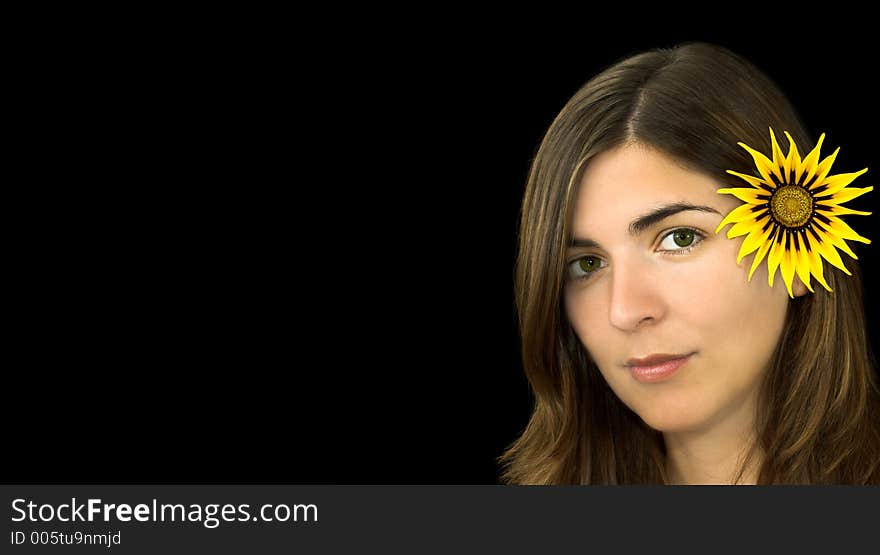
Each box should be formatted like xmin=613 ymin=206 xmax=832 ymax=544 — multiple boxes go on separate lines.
xmin=665 ymin=440 xmax=761 ymax=485
xmin=663 ymin=392 xmax=762 ymax=485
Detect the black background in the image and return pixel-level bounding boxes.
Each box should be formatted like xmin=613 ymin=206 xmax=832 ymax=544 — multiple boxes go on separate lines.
xmin=9 ymin=17 xmax=877 ymax=484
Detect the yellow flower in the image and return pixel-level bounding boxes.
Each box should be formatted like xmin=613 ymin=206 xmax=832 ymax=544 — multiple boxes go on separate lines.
xmin=715 ymin=128 xmax=872 ymax=298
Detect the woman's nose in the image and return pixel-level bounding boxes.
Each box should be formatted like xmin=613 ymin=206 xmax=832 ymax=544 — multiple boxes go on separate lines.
xmin=607 ymin=258 xmax=666 ymax=331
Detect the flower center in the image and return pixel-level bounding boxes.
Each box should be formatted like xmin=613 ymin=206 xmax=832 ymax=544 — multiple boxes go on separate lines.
xmin=770 ymin=185 xmax=813 ymax=228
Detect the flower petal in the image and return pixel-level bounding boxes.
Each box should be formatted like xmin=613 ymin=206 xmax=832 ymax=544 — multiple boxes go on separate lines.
xmin=766 ymin=229 xmax=786 ymax=287
xmin=812 ymin=220 xmax=861 ymax=262
xmin=801 ymin=133 xmax=825 ymax=187
xmin=805 ymin=233 xmax=832 ymax=292
xmin=739 ymin=141 xmax=780 ymax=185
xmin=807 ymin=146 xmax=841 ymax=193
xmin=816 ymin=185 xmax=873 ymax=206
xmin=714 ymin=203 xmax=764 ymax=234
xmin=769 ymin=128 xmax=786 ymax=183
xmin=727 ymin=218 xmax=760 ymax=239
xmin=748 ymin=228 xmax=775 ymax=282
xmin=725 ymin=169 xmax=774 ymax=190
xmin=737 ymin=222 xmax=773 ymax=264
xmin=816 ymin=206 xmax=872 ymax=217
xmin=818 ymin=214 xmax=871 ymax=244
xmin=779 ymin=233 xmax=797 ymax=298
xmin=818 ymin=224 xmax=858 ymax=260
xmin=783 ymin=131 xmax=804 ymax=185
xmin=717 ymin=187 xmax=771 ymax=204
xmin=810 ymin=227 xmax=852 ymax=276
xmin=794 ymin=232 xmax=814 ymax=293
xmin=812 ymin=168 xmax=869 ymax=197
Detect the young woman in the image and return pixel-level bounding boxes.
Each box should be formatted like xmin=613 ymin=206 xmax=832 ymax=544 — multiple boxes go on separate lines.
xmin=499 ymin=42 xmax=880 ymax=484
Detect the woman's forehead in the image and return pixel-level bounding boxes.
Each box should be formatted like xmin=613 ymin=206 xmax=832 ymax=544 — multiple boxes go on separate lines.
xmin=571 ymin=145 xmax=735 ymax=235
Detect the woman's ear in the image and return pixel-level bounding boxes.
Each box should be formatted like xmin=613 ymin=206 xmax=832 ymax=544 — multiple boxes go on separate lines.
xmin=792 ymin=275 xmax=810 ymax=298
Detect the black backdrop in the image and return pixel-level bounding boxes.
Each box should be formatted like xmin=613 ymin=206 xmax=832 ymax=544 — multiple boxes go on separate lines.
xmin=10 ymin=20 xmax=877 ymax=484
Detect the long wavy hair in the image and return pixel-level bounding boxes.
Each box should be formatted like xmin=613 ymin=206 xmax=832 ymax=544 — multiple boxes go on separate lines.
xmin=498 ymin=42 xmax=880 ymax=484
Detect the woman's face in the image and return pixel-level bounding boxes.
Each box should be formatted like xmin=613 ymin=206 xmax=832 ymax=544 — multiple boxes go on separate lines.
xmin=563 ymin=143 xmax=805 ymax=434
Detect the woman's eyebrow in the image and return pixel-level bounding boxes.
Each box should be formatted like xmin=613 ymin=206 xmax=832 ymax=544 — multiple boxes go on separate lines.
xmin=569 ymin=202 xmax=721 ymax=248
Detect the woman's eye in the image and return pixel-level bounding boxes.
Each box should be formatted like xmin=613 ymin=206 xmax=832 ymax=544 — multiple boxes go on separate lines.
xmin=567 ymin=255 xmax=606 ymax=281
xmin=658 ymin=228 xmax=704 ymax=252
xmin=566 ymin=228 xmax=704 ymax=283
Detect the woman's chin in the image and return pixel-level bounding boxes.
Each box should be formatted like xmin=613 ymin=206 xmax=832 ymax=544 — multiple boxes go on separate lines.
xmin=636 ymin=405 xmax=712 ymax=434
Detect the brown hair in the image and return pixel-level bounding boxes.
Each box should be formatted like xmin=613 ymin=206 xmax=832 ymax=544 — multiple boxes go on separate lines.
xmin=498 ymin=42 xmax=880 ymax=484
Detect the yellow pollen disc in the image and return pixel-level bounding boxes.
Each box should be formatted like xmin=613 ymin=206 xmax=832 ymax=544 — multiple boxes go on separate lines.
xmin=770 ymin=185 xmax=813 ymax=228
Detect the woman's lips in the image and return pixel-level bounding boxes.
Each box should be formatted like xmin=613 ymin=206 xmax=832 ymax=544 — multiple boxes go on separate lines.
xmin=628 ymin=353 xmax=693 ymax=383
